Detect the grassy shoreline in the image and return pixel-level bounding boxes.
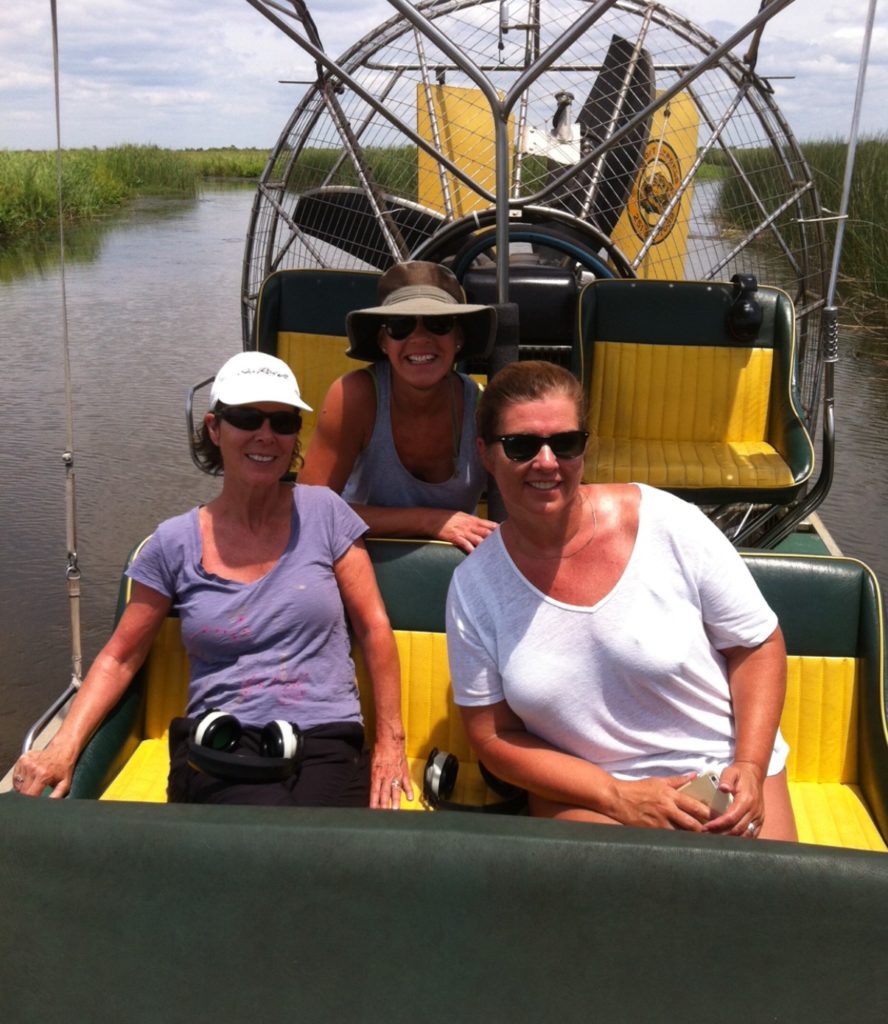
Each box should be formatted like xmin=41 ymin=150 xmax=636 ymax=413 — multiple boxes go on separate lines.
xmin=0 ymin=145 xmax=270 ymax=240
xmin=2 ymin=140 xmax=885 ymax=307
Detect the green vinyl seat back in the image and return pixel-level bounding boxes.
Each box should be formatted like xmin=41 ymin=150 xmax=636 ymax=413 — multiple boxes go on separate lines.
xmin=253 ymin=269 xmax=380 ymax=448
xmin=578 ymin=279 xmax=815 ymax=504
xmin=6 ymin=795 xmax=888 ymax=1024
xmin=742 ymin=552 xmax=888 ymax=849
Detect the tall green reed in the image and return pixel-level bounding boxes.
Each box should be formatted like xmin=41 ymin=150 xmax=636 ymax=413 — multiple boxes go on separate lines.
xmin=716 ymin=137 xmax=888 ymax=306
xmin=0 ymin=145 xmax=199 ymax=240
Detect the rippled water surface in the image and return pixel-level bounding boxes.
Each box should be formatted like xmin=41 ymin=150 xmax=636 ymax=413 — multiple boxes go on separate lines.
xmin=0 ymin=186 xmax=885 ymax=769
xmin=0 ymin=189 xmax=249 ymax=767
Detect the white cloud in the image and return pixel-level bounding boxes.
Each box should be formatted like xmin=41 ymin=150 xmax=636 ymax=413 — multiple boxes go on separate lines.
xmin=1 ymin=1 xmax=884 ymax=151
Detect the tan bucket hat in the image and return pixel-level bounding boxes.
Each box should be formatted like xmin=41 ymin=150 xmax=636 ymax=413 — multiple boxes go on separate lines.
xmin=345 ymin=261 xmax=497 ymax=361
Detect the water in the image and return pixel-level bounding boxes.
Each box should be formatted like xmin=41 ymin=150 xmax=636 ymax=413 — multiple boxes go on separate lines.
xmin=1 ymin=185 xmax=886 ymax=770
xmin=818 ymin=327 xmax=888 ymax=575
xmin=0 ymin=188 xmax=248 ymax=767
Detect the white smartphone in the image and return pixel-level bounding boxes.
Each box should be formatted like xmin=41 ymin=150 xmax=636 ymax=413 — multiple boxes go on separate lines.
xmin=678 ymin=771 xmax=733 ymax=815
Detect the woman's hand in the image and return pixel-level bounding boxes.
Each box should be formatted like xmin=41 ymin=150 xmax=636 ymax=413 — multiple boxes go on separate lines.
xmin=11 ymin=740 xmax=79 ymax=799
xmin=703 ymin=761 xmax=766 ymax=837
xmin=335 ymin=541 xmax=413 ymax=810
xmin=369 ymin=734 xmax=414 ymax=810
xmin=11 ymin=583 xmax=171 ymax=801
xmin=427 ymin=510 xmax=497 ymax=554
xmin=614 ymin=773 xmax=710 ymax=831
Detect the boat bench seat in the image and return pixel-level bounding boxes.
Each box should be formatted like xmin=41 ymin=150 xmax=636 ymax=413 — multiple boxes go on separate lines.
xmin=74 ymin=542 xmax=887 ymax=852
xmin=743 ymin=552 xmax=888 ymax=851
xmin=7 ymin=796 xmax=888 ymax=1024
xmin=253 ymin=269 xmax=378 ymax=452
xmin=578 ymin=279 xmax=816 ymax=504
xmin=253 ymin=264 xmax=588 ymax=434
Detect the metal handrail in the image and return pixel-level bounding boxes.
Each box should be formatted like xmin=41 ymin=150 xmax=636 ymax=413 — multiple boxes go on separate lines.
xmin=186 ymin=376 xmax=216 ymax=473
xmin=21 ymin=683 xmax=79 ymax=755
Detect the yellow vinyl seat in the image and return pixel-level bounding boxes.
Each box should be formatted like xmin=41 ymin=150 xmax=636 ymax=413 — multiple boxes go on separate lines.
xmin=578 ymin=279 xmax=815 ymax=504
xmin=77 ymin=544 xmax=888 ymax=853
xmin=741 ymin=552 xmax=888 ymax=851
xmin=253 ymin=269 xmax=380 ymax=449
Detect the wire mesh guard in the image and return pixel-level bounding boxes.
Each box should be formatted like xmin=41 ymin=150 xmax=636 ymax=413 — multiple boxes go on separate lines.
xmin=242 ymin=0 xmax=828 ymax=428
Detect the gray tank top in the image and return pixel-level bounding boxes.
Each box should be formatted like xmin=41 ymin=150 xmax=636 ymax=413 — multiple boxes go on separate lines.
xmin=342 ymin=362 xmax=486 ymax=512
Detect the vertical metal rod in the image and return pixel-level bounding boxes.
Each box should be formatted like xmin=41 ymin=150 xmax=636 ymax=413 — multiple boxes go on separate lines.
xmin=415 ymin=28 xmax=455 ymax=219
xmin=826 ymin=0 xmax=878 ymax=308
xmin=50 ymin=0 xmax=83 ymax=690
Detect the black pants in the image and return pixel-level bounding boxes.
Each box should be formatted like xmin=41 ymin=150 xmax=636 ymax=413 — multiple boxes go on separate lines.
xmin=168 ymin=717 xmax=370 ymax=807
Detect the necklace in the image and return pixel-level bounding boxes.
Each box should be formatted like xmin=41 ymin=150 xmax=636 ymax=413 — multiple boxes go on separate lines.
xmin=510 ymin=497 xmax=598 ymax=561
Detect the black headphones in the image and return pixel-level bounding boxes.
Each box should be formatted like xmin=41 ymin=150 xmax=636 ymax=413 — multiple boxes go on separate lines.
xmin=423 ymin=748 xmax=527 ymax=814
xmin=187 ymin=710 xmax=304 ymax=782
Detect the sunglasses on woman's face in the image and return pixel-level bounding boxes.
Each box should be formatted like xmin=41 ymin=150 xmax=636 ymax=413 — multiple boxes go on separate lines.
xmin=382 ymin=314 xmax=456 ymax=341
xmin=217 ymin=406 xmax=302 ymax=435
xmin=494 ymin=430 xmax=589 ymax=462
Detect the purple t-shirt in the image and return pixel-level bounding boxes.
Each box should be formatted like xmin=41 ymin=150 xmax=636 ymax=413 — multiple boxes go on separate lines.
xmin=127 ymin=485 xmax=368 ymax=729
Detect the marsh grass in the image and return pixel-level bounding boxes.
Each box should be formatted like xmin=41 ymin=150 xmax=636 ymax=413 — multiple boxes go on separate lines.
xmin=0 ymin=144 xmax=415 ymax=240
xmin=804 ymin=137 xmax=888 ymax=306
xmin=275 ymin=146 xmax=419 ymax=197
xmin=0 ymin=145 xmax=199 ymax=240
xmin=0 ymin=145 xmax=274 ymax=240
xmin=716 ymin=136 xmax=888 ymax=306
xmin=181 ymin=148 xmax=270 ymax=178
xmin=4 ymin=140 xmax=887 ymax=310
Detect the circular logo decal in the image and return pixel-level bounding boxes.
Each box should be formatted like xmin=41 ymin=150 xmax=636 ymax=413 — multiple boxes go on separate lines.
xmin=626 ymin=139 xmax=683 ymax=244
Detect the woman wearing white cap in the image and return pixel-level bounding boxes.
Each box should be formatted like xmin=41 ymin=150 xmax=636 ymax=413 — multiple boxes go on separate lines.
xmin=12 ymin=352 xmax=413 ymax=809
xmin=300 ymin=261 xmax=498 ymax=554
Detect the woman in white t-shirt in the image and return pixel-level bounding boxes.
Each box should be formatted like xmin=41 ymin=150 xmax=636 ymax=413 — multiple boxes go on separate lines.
xmin=445 ymin=360 xmax=797 ymax=841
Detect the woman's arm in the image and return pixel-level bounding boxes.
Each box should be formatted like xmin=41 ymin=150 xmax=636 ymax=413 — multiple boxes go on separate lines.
xmin=705 ymin=625 xmax=787 ymax=835
xmin=348 ymin=504 xmax=497 ymax=554
xmin=12 ymin=583 xmax=172 ymax=798
xmin=333 ymin=539 xmax=412 ymax=809
xmin=461 ymin=702 xmax=705 ymax=830
xmin=300 ymin=371 xmax=374 ymax=493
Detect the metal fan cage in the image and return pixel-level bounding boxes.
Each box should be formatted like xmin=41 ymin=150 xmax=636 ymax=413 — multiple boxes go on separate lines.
xmin=242 ymin=0 xmax=828 ymax=429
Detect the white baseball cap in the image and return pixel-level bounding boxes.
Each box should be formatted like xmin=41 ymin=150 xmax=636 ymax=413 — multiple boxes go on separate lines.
xmin=210 ymin=352 xmax=312 ymax=412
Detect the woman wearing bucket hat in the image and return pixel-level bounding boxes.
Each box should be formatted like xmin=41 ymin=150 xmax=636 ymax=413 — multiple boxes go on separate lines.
xmin=12 ymin=352 xmax=413 ymax=810
xmin=299 ymin=261 xmax=498 ymax=554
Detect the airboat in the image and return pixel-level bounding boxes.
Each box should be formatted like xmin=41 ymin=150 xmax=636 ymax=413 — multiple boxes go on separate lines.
xmin=3 ymin=2 xmax=886 ymax=1021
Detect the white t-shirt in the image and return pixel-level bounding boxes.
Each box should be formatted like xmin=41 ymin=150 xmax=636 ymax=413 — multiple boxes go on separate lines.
xmin=446 ymin=484 xmax=788 ymax=780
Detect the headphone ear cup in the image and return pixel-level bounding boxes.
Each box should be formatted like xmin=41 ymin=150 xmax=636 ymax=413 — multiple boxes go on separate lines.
xmin=261 ymin=720 xmax=303 ymax=761
xmin=193 ymin=710 xmax=241 ymax=752
xmin=424 ymin=748 xmax=459 ymax=805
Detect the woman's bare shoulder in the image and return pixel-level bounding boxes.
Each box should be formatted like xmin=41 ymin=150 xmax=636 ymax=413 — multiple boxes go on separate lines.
xmin=321 ymin=366 xmax=377 ymax=426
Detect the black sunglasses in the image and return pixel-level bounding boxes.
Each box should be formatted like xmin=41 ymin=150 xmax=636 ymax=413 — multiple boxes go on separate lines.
xmin=382 ymin=314 xmax=456 ymax=341
xmin=217 ymin=406 xmax=302 ymax=435
xmin=494 ymin=430 xmax=589 ymax=462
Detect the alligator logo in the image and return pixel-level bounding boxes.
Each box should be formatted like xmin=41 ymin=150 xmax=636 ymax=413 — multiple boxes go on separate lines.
xmin=626 ymin=139 xmax=684 ymax=244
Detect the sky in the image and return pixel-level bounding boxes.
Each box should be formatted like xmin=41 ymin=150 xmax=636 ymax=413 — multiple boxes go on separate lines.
xmin=1 ymin=1 xmax=885 ymax=152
